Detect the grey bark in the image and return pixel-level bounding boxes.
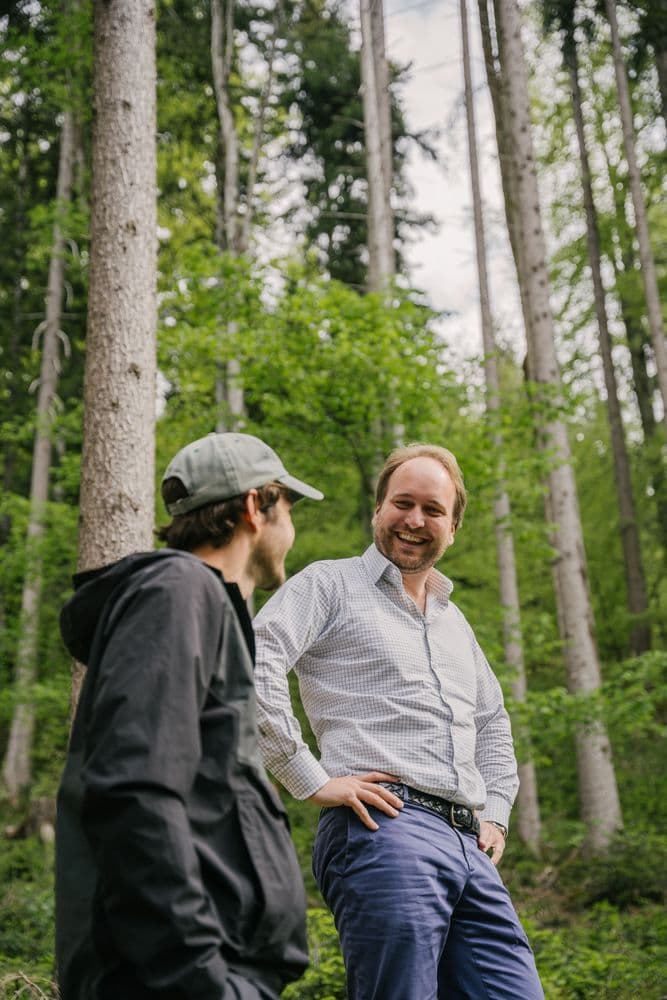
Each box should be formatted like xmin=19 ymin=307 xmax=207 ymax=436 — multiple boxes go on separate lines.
xmin=211 ymin=0 xmax=282 ymax=430
xmin=1 ymin=112 xmax=75 ymax=804
xmin=657 ymin=47 xmax=667 ymax=129
xmin=74 ymin=1 xmax=157 ymax=712
xmin=360 ymin=0 xmax=394 ymax=292
xmin=598 ymin=87 xmax=667 ymax=555
xmin=564 ymin=38 xmax=650 ymax=655
xmin=605 ymin=0 xmax=667 ymax=438
xmin=211 ymin=0 xmax=240 ymax=254
xmin=371 ymin=0 xmax=394 ymax=239
xmin=74 ymin=1 xmax=157 ymax=706
xmin=479 ymin=0 xmax=536 ymax=374
xmin=211 ymin=0 xmax=244 ymax=431
xmin=462 ymin=0 xmax=540 ymax=853
xmin=495 ymin=0 xmax=622 ymax=853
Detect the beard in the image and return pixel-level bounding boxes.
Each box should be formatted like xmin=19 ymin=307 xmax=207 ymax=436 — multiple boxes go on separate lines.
xmin=248 ymin=537 xmax=287 ymax=592
xmin=373 ymin=523 xmax=445 ymax=575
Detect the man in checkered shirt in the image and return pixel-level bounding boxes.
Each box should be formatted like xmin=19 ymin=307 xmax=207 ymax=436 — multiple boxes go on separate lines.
xmin=254 ymin=443 xmax=544 ymax=1000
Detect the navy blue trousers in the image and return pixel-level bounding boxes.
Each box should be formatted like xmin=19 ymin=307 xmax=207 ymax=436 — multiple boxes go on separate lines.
xmin=313 ymin=803 xmax=544 ymax=1000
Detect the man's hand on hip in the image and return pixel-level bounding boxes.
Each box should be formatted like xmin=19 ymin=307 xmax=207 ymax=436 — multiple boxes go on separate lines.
xmin=309 ymin=772 xmax=404 ymax=831
xmin=478 ymin=820 xmax=506 ymax=865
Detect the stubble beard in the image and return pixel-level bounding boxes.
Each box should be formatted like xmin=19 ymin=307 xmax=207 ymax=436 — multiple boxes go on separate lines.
xmin=248 ymin=543 xmax=287 ymax=593
xmin=374 ymin=526 xmax=441 ymax=575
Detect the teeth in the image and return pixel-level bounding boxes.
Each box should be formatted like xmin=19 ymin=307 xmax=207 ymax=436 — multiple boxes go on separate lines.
xmin=397 ymin=532 xmax=425 ymax=543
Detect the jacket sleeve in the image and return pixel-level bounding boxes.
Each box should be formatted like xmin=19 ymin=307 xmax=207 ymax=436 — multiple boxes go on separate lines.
xmin=79 ymin=561 xmax=233 ymax=998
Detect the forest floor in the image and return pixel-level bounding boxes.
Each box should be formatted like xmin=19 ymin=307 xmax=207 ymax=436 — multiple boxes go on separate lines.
xmin=1 ymin=803 xmax=666 ymax=999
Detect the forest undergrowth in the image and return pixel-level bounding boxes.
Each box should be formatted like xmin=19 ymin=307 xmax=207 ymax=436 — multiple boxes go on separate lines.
xmin=1 ymin=801 xmax=666 ymax=1000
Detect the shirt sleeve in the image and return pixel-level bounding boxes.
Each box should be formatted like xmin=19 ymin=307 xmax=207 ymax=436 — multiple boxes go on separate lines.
xmin=253 ymin=565 xmax=336 ymax=799
xmin=470 ymin=634 xmax=519 ymax=830
xmin=79 ymin=562 xmax=234 ymax=998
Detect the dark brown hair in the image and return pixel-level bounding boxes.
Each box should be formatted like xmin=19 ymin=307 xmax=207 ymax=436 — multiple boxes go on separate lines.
xmin=157 ymin=480 xmax=286 ymax=551
xmin=375 ymin=443 xmax=467 ymax=529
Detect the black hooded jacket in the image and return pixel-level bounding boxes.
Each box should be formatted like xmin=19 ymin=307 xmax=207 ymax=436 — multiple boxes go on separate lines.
xmin=56 ymin=549 xmax=308 ymax=1000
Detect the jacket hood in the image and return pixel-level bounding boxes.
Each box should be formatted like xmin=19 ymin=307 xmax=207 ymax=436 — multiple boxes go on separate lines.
xmin=60 ymin=549 xmax=193 ymax=664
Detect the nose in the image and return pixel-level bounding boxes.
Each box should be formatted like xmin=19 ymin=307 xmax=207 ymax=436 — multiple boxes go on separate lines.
xmin=405 ymin=507 xmax=425 ymax=529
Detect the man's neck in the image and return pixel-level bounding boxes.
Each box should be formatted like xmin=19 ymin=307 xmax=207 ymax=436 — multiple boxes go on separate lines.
xmin=401 ymin=570 xmax=431 ymax=613
xmin=190 ymin=539 xmax=254 ymax=599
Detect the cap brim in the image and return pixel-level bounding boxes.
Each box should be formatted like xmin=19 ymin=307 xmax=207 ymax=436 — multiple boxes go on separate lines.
xmin=278 ymin=473 xmax=324 ymax=501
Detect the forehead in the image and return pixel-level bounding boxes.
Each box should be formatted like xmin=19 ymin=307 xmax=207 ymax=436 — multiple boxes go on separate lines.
xmin=384 ymin=457 xmax=455 ymax=502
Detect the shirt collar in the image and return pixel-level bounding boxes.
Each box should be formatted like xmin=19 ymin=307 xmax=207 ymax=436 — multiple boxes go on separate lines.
xmin=362 ymin=544 xmax=453 ymax=606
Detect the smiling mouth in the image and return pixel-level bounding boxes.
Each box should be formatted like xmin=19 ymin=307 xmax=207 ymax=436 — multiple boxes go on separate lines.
xmin=395 ymin=531 xmax=428 ymax=545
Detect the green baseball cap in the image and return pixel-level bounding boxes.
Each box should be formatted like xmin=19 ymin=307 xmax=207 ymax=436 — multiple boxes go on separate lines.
xmin=162 ymin=432 xmax=324 ymax=515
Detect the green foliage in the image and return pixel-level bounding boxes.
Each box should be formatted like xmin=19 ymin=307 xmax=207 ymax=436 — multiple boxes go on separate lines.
xmin=0 ymin=840 xmax=53 ymax=967
xmin=527 ymin=902 xmax=667 ymax=999
xmin=281 ymin=908 xmax=346 ymax=1000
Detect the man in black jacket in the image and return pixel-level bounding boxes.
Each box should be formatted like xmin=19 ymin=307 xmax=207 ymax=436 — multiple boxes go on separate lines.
xmin=56 ymin=432 xmax=322 ymax=1000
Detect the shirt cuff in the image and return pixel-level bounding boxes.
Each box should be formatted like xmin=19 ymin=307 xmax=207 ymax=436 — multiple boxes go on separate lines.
xmin=478 ymin=792 xmax=512 ymax=831
xmin=267 ymin=746 xmax=330 ymax=800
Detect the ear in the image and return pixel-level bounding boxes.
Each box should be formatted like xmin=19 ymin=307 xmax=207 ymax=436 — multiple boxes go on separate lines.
xmin=243 ymin=490 xmax=263 ymax=534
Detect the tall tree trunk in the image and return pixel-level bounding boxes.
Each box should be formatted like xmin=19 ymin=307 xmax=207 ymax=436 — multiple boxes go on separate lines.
xmin=370 ymin=0 xmax=393 ymax=239
xmin=600 ymin=131 xmax=667 ymax=554
xmin=211 ymin=0 xmax=272 ymax=432
xmin=656 ymin=47 xmax=667 ymax=129
xmin=604 ymin=0 xmax=667 ymax=437
xmin=2 ymin=113 xmax=75 ymax=803
xmin=211 ymin=0 xmax=240 ymax=254
xmin=495 ymin=0 xmax=622 ymax=854
xmin=74 ymin=1 xmax=157 ymax=710
xmin=360 ymin=0 xmax=394 ymax=293
xmin=564 ymin=36 xmax=650 ymax=655
xmin=0 ymin=126 xmax=28 ymax=678
xmin=461 ymin=0 xmax=540 ymax=854
xmin=479 ymin=0 xmax=535 ymax=374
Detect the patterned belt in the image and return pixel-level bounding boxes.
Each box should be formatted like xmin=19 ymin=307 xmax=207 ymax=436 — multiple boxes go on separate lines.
xmin=379 ymin=782 xmax=481 ymax=836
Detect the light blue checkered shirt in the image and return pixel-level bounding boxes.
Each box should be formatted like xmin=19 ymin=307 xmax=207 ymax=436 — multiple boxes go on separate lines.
xmin=254 ymin=545 xmax=519 ymax=828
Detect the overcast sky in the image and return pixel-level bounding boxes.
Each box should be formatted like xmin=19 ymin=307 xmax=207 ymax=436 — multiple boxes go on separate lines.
xmin=379 ymin=0 xmax=524 ymax=360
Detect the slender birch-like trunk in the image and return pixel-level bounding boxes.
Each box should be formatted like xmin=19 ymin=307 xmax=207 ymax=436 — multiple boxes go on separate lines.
xmin=74 ymin=0 xmax=157 ymax=709
xmin=478 ymin=0 xmax=535 ymax=372
xmin=2 ymin=112 xmax=75 ymax=803
xmin=211 ymin=0 xmax=281 ymax=431
xmin=596 ymin=80 xmax=667 ymax=556
xmin=360 ymin=0 xmax=394 ymax=293
xmin=495 ymin=0 xmax=622 ymax=853
xmin=461 ymin=0 xmax=540 ymax=853
xmin=564 ymin=35 xmax=650 ymax=655
xmin=604 ymin=0 xmax=667 ymax=437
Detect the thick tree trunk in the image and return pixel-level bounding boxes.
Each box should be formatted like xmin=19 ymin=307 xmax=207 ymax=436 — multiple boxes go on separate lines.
xmin=462 ymin=0 xmax=540 ymax=853
xmin=360 ymin=0 xmax=394 ymax=293
xmin=605 ymin=0 xmax=667 ymax=438
xmin=2 ymin=112 xmax=75 ymax=804
xmin=565 ymin=40 xmax=650 ymax=655
xmin=496 ymin=0 xmax=622 ymax=853
xmin=77 ymin=1 xmax=157 ymax=608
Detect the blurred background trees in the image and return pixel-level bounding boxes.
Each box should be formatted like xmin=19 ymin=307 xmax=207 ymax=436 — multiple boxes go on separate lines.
xmin=0 ymin=0 xmax=665 ymax=995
